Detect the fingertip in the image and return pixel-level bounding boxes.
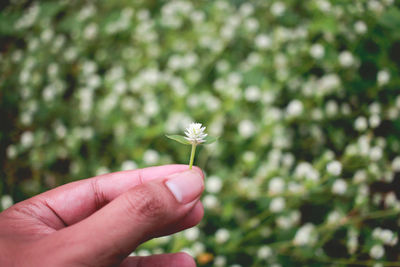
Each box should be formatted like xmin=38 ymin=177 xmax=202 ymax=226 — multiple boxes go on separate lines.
xmin=174 ymin=252 xmax=196 ymax=267
xmin=191 ymin=166 xmax=204 ymax=179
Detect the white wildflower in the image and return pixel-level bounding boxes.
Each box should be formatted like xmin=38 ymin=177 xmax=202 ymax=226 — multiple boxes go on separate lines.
xmin=391 ymin=157 xmax=400 ymax=171
xmin=369 ymin=244 xmax=384 ymax=259
xmin=369 ymin=115 xmax=381 ymax=128
xmin=121 ymin=160 xmax=138 ymax=171
xmin=354 ymin=21 xmax=367 ymax=34
xmin=184 ymin=123 xmax=207 ymax=144
xmin=203 ymin=194 xmax=219 ymax=209
xmin=326 ymin=161 xmax=342 ymax=176
xmin=370 ymin=146 xmax=383 ymax=161
xmin=355 ymin=116 xmax=368 ymax=131
xmin=310 ymin=44 xmax=325 ymax=59
xmin=206 ymin=176 xmax=223 ymax=194
xmin=270 ymin=197 xmax=285 ymax=213
xmin=214 ymin=256 xmax=227 ymax=267
xmin=271 ymin=2 xmax=286 ymax=16
xmin=339 ymin=51 xmax=355 ymax=67
xmin=184 ymin=227 xmax=200 ymax=241
xmin=238 ymin=120 xmax=256 ymax=138
xmin=268 ymin=177 xmax=285 ymax=195
xmin=286 ymin=100 xmax=304 ymax=117
xmin=257 ymin=246 xmax=272 ymax=259
xmin=143 ymin=149 xmax=160 ymax=165
xmin=293 ymin=223 xmax=316 ymax=246
xmin=1 ymin=195 xmax=13 ymax=210
xmin=332 ymin=179 xmax=347 ymax=195
xmin=377 ymin=70 xmax=390 ymax=86
xmin=215 ymin=228 xmax=230 ymax=243
xmin=255 ymin=34 xmax=272 ymax=50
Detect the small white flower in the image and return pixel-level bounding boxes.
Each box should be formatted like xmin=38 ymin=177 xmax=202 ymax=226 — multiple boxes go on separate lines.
xmin=206 ymin=176 xmax=223 ymax=193
xmin=327 ymin=161 xmax=342 ymax=176
xmin=214 ymin=256 xmax=227 ymax=267
xmin=370 ymin=146 xmax=383 ymax=161
xmin=184 ymin=227 xmax=200 ymax=241
xmin=257 ymin=246 xmax=272 ymax=259
xmin=121 ymin=160 xmax=138 ymax=171
xmin=339 ymin=51 xmax=355 ymax=67
xmin=268 ymin=177 xmax=285 ymax=195
xmin=215 ymin=228 xmax=230 ymax=243
xmin=203 ymin=194 xmax=219 ymax=209
xmin=355 ymin=116 xmax=368 ymax=131
xmin=377 ymin=70 xmax=390 ymax=86
xmin=370 ymin=244 xmax=385 ymax=259
xmin=271 ymin=2 xmax=286 ymax=16
xmin=353 ymin=170 xmax=367 ymax=184
xmin=310 ymin=44 xmax=325 ymax=59
xmin=270 ymin=197 xmax=285 ymax=213
xmin=293 ymin=223 xmax=316 ymax=246
xmin=244 ymin=86 xmax=261 ymax=102
xmin=255 ymin=34 xmax=272 ymax=50
xmin=369 ymin=115 xmax=381 ymax=128
xmin=286 ymin=100 xmax=304 ymax=117
xmin=391 ymin=156 xmax=400 ymax=171
xmin=332 ymin=179 xmax=347 ymax=195
xmin=1 ymin=195 xmax=13 ymax=210
xmin=21 ymin=131 xmax=34 ymax=148
xmin=354 ymin=21 xmax=367 ymax=34
xmin=143 ymin=149 xmax=160 ymax=165
xmin=238 ymin=120 xmax=256 ymax=138
xmin=184 ymin=123 xmax=207 ymax=144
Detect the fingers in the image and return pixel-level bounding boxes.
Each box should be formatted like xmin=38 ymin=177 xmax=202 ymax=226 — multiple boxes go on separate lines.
xmin=44 ymin=170 xmax=204 ymax=267
xmin=156 ymin=201 xmax=204 ymax=237
xmin=120 ymin=253 xmax=196 ymax=267
xmin=23 ymin=165 xmax=203 ymax=228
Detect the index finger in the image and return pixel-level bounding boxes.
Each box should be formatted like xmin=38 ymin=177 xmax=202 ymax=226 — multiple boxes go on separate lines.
xmin=27 ymin=165 xmax=203 ymax=227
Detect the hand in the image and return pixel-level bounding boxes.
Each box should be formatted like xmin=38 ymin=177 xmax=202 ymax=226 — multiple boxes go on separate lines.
xmin=0 ymin=165 xmax=204 ymax=267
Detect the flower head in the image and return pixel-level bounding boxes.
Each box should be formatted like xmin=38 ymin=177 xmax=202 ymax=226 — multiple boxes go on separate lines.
xmin=184 ymin=122 xmax=208 ymax=144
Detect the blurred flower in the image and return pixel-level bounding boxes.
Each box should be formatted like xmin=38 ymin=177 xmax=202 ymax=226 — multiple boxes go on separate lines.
xmin=326 ymin=161 xmax=342 ymax=176
xmin=310 ymin=44 xmax=325 ymax=59
xmin=121 ymin=160 xmax=138 ymax=171
xmin=143 ymin=149 xmax=160 ymax=165
xmin=268 ymin=177 xmax=285 ymax=195
xmin=238 ymin=120 xmax=256 ymax=138
xmin=215 ymin=228 xmax=230 ymax=244
xmin=257 ymin=246 xmax=272 ymax=260
xmin=1 ymin=195 xmax=13 ymax=210
xmin=203 ymin=194 xmax=219 ymax=210
xmin=271 ymin=2 xmax=286 ymax=16
xmin=206 ymin=176 xmax=223 ymax=194
xmin=286 ymin=100 xmax=303 ymax=118
xmin=377 ymin=70 xmax=390 ymax=86
xmin=184 ymin=227 xmax=200 ymax=241
xmin=332 ymin=179 xmax=347 ymax=195
xmin=369 ymin=244 xmax=385 ymax=259
xmin=354 ymin=21 xmax=367 ymax=34
xmin=339 ymin=51 xmax=355 ymax=67
xmin=270 ymin=197 xmax=285 ymax=213
xmin=293 ymin=223 xmax=317 ymax=246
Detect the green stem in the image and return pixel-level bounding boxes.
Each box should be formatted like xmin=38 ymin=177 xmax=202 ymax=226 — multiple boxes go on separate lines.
xmin=189 ymin=144 xmax=197 ymax=169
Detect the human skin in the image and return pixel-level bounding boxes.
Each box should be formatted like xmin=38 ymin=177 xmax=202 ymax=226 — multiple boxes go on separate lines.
xmin=0 ymin=164 xmax=205 ymax=267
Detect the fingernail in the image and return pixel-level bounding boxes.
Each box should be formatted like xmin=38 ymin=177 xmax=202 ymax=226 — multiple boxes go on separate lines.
xmin=165 ymin=170 xmax=204 ymax=204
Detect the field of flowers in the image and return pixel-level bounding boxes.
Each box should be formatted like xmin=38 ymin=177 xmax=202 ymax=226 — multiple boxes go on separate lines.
xmin=1 ymin=0 xmax=400 ymax=266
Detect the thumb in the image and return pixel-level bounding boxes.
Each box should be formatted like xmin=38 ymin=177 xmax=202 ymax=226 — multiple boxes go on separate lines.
xmin=44 ymin=169 xmax=204 ymax=266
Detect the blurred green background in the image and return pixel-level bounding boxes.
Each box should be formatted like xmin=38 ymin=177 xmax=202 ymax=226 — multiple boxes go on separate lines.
xmin=2 ymin=0 xmax=400 ymax=266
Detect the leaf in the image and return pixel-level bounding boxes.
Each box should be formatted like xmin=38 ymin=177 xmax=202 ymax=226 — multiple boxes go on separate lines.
xmin=166 ymin=135 xmax=191 ymax=145
xmin=203 ymin=135 xmax=218 ymax=144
